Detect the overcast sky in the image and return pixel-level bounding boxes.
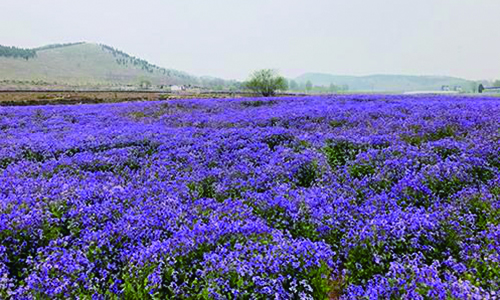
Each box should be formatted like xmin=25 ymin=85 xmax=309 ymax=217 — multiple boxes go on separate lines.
xmin=1 ymin=0 xmax=499 ymax=80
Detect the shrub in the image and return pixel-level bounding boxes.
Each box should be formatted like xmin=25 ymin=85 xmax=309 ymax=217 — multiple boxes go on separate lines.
xmin=245 ymin=69 xmax=288 ymax=97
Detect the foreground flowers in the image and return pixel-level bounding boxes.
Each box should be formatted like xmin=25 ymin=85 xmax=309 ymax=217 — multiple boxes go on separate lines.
xmin=0 ymin=95 xmax=499 ymax=299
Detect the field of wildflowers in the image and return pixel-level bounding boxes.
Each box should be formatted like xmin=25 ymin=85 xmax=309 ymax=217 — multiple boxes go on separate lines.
xmin=0 ymin=95 xmax=499 ymax=299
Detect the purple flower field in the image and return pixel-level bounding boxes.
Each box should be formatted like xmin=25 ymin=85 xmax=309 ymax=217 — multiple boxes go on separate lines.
xmin=0 ymin=95 xmax=499 ymax=299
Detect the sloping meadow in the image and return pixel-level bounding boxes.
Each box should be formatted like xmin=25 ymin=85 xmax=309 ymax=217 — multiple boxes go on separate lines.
xmin=0 ymin=95 xmax=499 ymax=299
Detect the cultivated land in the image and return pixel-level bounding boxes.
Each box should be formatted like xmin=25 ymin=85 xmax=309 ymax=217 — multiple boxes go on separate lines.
xmin=0 ymin=95 xmax=499 ymax=299
xmin=0 ymin=91 xmax=265 ymax=106
xmin=0 ymin=91 xmax=162 ymax=106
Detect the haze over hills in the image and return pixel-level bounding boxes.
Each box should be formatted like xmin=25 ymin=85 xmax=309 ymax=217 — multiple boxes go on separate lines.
xmin=0 ymin=42 xmax=481 ymax=92
xmin=295 ymin=73 xmax=477 ymax=93
xmin=0 ymin=42 xmax=232 ymax=89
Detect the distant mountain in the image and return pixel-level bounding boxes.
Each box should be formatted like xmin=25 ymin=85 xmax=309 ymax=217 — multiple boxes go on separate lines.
xmin=295 ymin=73 xmax=476 ymax=92
xmin=0 ymin=42 xmax=229 ymax=89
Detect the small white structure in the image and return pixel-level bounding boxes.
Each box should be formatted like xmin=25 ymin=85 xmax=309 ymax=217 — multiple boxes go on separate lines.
xmin=170 ymin=85 xmax=183 ymax=92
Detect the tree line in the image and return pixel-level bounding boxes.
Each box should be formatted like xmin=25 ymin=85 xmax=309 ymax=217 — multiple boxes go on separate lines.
xmin=34 ymin=42 xmax=85 ymax=51
xmin=245 ymin=69 xmax=349 ymax=96
xmin=0 ymin=43 xmax=87 ymax=61
xmin=0 ymin=45 xmax=36 ymax=60
xmin=101 ymin=44 xmax=195 ymax=81
xmin=288 ymin=79 xmax=349 ymax=93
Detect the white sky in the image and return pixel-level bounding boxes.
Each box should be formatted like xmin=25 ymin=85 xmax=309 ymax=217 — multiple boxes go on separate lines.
xmin=1 ymin=0 xmax=499 ymax=80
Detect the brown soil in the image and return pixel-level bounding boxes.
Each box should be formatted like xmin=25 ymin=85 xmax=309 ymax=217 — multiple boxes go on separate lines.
xmin=0 ymin=91 xmax=301 ymax=106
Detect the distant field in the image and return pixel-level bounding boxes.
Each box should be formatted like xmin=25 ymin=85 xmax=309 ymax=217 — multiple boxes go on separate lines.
xmin=0 ymin=91 xmax=276 ymax=106
xmin=0 ymin=91 xmax=160 ymax=105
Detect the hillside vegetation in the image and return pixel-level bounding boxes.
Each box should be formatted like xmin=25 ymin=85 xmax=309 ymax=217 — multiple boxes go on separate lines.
xmin=0 ymin=45 xmax=37 ymax=60
xmin=0 ymin=42 xmax=202 ymax=88
xmin=0 ymin=42 xmax=479 ymax=92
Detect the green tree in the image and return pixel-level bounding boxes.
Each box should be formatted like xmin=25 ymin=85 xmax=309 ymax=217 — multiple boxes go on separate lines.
xmin=289 ymin=80 xmax=298 ymax=90
xmin=493 ymin=80 xmax=500 ymax=88
xmin=470 ymin=82 xmax=479 ymax=93
xmin=0 ymin=45 xmax=36 ymax=60
xmin=329 ymin=83 xmax=338 ymax=93
xmin=245 ymin=69 xmax=288 ymax=97
xmin=139 ymin=80 xmax=152 ymax=89
xmin=305 ymin=80 xmax=313 ymax=93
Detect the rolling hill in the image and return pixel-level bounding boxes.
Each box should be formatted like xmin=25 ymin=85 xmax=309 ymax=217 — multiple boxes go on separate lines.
xmin=0 ymin=42 xmax=204 ymax=88
xmin=295 ymin=73 xmax=476 ymax=92
xmin=0 ymin=42 xmax=479 ymax=92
